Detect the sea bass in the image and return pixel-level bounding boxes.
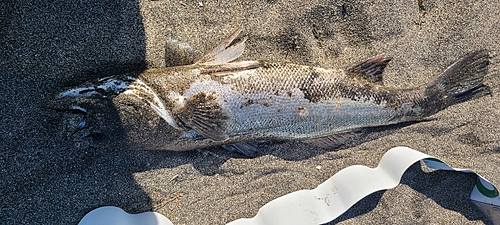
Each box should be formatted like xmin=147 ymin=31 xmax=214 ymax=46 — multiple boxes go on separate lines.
xmin=48 ymin=28 xmax=491 ymax=157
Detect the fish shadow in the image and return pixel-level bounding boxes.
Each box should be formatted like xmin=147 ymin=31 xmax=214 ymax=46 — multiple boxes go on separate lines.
xmin=175 ymin=119 xmax=490 ymax=224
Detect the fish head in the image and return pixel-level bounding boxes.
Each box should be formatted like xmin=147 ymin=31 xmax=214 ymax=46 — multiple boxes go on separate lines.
xmin=44 ymin=74 xmax=213 ymax=151
xmin=44 ymin=78 xmax=130 ymax=148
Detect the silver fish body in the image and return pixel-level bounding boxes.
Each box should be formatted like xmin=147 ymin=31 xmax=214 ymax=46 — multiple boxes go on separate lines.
xmin=49 ymin=29 xmax=491 ymax=156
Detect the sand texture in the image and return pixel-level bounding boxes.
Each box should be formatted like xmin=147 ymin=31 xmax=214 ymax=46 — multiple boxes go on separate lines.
xmin=1 ymin=0 xmax=500 ymax=224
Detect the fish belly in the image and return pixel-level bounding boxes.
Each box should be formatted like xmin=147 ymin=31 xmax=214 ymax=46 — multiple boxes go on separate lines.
xmin=223 ymin=92 xmax=399 ymax=140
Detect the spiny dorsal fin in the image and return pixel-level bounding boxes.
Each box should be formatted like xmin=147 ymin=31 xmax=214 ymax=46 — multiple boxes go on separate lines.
xmin=301 ymin=130 xmax=362 ymax=149
xmin=165 ymin=36 xmax=200 ymax=67
xmin=196 ymin=26 xmax=246 ymax=66
xmin=346 ymin=54 xmax=392 ymax=85
xmin=177 ymin=92 xmax=229 ymax=141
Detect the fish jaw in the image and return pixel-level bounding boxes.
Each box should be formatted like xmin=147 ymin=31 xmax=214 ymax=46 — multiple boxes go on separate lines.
xmin=56 ymin=76 xmax=135 ymax=99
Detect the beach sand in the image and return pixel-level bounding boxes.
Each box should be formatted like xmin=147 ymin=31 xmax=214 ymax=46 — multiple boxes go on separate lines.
xmin=1 ymin=0 xmax=499 ymax=224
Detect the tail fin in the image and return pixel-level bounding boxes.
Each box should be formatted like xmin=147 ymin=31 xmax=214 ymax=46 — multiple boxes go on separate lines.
xmin=425 ymin=50 xmax=491 ymax=108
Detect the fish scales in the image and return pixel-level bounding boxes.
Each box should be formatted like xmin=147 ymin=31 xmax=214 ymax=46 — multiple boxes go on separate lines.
xmin=47 ymin=28 xmax=491 ymax=156
xmin=173 ymin=62 xmax=406 ymax=139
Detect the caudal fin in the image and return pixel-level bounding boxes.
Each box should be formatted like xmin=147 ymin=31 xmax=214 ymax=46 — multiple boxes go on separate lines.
xmin=425 ymin=50 xmax=491 ymax=108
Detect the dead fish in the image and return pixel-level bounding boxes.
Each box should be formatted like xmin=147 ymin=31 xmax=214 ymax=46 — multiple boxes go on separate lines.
xmin=47 ymin=27 xmax=491 ymax=157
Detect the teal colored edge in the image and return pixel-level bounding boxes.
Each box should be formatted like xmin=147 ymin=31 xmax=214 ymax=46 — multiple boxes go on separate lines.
xmin=476 ymin=177 xmax=499 ymax=198
xmin=424 ymin=157 xmax=499 ymax=198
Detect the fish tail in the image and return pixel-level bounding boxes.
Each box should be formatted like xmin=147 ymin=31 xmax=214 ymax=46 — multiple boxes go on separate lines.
xmin=424 ymin=50 xmax=491 ymax=111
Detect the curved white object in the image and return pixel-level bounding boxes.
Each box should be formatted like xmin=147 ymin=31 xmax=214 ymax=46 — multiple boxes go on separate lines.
xmin=79 ymin=147 xmax=499 ymax=225
xmin=229 ymin=146 xmax=499 ymax=225
xmin=78 ymin=206 xmax=174 ymax=225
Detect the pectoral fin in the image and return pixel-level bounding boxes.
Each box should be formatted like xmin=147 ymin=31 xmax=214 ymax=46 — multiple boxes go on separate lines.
xmin=196 ymin=26 xmax=246 ymax=66
xmin=177 ymin=92 xmax=229 ymax=141
xmin=346 ymin=54 xmax=392 ymax=85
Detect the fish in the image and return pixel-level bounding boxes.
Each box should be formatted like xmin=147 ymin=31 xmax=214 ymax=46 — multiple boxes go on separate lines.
xmin=46 ymin=27 xmax=491 ymax=157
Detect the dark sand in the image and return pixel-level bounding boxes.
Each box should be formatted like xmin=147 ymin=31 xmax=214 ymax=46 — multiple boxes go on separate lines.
xmin=1 ymin=0 xmax=499 ymax=224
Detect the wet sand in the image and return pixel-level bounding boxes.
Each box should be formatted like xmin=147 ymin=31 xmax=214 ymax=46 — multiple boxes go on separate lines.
xmin=1 ymin=0 xmax=499 ymax=224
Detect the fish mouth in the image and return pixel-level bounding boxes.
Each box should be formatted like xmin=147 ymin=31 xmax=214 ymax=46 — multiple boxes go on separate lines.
xmin=43 ymin=76 xmax=136 ymax=144
xmin=43 ymin=76 xmax=136 ymax=114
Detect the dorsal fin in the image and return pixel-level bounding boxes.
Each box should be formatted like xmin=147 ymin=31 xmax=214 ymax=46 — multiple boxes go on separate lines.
xmin=196 ymin=26 xmax=246 ymax=66
xmin=177 ymin=92 xmax=229 ymax=141
xmin=346 ymin=54 xmax=392 ymax=85
xmin=164 ymin=36 xmax=200 ymax=67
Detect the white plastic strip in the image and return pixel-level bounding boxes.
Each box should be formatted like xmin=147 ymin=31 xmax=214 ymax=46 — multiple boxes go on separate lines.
xmin=78 ymin=206 xmax=174 ymax=225
xmin=78 ymin=146 xmax=500 ymax=225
